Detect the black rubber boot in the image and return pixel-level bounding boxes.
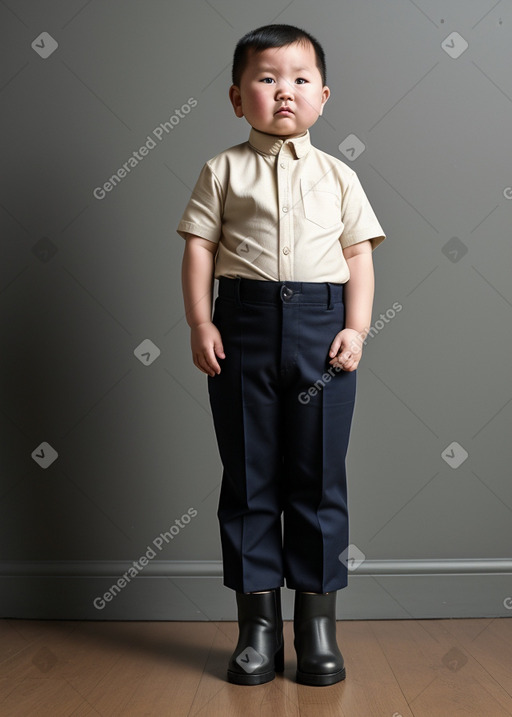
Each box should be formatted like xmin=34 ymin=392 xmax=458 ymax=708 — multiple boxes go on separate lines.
xmin=293 ymin=591 xmax=346 ymax=686
xmin=227 ymin=588 xmax=284 ymax=685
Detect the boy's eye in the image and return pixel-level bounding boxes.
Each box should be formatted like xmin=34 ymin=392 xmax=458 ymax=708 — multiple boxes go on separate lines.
xmin=258 ymin=76 xmax=308 ymax=85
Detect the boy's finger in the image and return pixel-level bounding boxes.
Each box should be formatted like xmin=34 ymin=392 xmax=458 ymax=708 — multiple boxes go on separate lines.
xmin=338 ymin=350 xmax=352 ymax=364
xmin=346 ymin=354 xmax=361 ymax=371
xmin=205 ymin=348 xmax=222 ymax=374
xmin=202 ymin=357 xmax=216 ymax=375
xmin=194 ymin=355 xmax=209 ymax=375
xmin=193 ymin=351 xmax=216 ymax=376
xmin=331 ymin=348 xmax=357 ymax=370
xmin=328 ymin=337 xmax=341 ymax=357
xmin=328 ymin=351 xmax=345 ymax=366
xmin=214 ymin=342 xmax=226 ymax=359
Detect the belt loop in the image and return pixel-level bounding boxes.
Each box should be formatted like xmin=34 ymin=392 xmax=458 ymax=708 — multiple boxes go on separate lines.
xmin=234 ymin=275 xmax=242 ymax=308
xmin=327 ymin=282 xmax=333 ymax=310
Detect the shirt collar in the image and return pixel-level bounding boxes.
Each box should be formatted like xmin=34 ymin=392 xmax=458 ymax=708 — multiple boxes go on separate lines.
xmin=248 ymin=127 xmax=311 ymax=159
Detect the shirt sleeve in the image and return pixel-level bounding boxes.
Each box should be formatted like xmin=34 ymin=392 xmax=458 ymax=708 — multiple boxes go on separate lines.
xmin=176 ymin=161 xmax=224 ymax=242
xmin=339 ymin=170 xmax=386 ymax=250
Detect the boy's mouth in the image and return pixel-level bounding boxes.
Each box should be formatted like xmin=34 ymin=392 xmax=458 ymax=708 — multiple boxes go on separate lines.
xmin=275 ymin=106 xmax=294 ymax=116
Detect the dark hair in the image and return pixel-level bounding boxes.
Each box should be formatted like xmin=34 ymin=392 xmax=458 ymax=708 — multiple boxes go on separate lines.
xmin=232 ymin=24 xmax=326 ymax=86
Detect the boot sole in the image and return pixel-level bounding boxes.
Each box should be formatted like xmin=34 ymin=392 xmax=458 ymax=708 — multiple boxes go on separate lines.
xmin=296 ymin=666 xmax=346 ymax=686
xmin=227 ymin=668 xmax=276 ymax=685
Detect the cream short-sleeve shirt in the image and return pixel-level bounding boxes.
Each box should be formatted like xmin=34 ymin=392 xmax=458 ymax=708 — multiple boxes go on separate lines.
xmin=177 ymin=127 xmax=385 ymax=283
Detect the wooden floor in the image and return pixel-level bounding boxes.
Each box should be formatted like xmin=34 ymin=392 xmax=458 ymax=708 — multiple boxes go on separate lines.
xmin=1 ymin=617 xmax=511 ymax=716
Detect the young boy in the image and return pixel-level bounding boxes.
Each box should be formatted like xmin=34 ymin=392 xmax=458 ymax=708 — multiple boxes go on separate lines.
xmin=178 ymin=24 xmax=385 ymax=687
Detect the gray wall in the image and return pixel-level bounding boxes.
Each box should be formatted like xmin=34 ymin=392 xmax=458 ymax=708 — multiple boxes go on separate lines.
xmin=1 ymin=1 xmax=511 ymax=621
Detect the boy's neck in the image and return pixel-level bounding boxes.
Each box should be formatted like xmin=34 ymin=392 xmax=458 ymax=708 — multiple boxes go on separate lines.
xmin=250 ymin=126 xmax=309 ymax=141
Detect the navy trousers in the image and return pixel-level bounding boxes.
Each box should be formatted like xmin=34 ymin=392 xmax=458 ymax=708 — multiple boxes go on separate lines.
xmin=207 ymin=276 xmax=357 ymax=594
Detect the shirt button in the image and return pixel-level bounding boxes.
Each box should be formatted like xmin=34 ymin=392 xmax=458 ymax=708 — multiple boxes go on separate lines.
xmin=283 ymin=246 xmax=290 ymax=255
xmin=280 ymin=162 xmax=286 ymax=169
xmin=282 ymin=206 xmax=288 ymax=213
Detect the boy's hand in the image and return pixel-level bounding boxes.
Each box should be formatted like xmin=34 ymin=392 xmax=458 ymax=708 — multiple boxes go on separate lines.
xmin=328 ymin=328 xmax=364 ymax=372
xmin=191 ymin=321 xmax=225 ymax=376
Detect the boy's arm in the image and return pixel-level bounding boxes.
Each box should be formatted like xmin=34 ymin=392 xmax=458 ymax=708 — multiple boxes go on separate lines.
xmin=181 ymin=235 xmax=225 ymax=376
xmin=328 ymin=239 xmax=374 ymax=372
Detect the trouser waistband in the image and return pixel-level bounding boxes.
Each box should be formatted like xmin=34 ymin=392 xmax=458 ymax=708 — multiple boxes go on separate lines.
xmin=217 ymin=276 xmax=344 ymax=309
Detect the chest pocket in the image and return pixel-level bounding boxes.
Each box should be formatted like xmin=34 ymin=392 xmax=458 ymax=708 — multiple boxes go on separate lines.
xmin=300 ymin=178 xmax=342 ymax=229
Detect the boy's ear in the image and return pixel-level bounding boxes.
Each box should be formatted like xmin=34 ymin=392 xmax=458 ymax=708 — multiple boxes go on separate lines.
xmin=318 ymin=85 xmax=330 ymax=116
xmin=229 ymin=85 xmax=244 ymax=118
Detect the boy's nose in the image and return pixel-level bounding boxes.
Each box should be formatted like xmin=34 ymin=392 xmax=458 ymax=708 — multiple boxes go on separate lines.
xmin=275 ymin=81 xmax=294 ymax=101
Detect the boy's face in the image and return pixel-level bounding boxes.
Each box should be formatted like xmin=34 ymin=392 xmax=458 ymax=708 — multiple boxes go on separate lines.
xmin=229 ymin=40 xmax=330 ymax=138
